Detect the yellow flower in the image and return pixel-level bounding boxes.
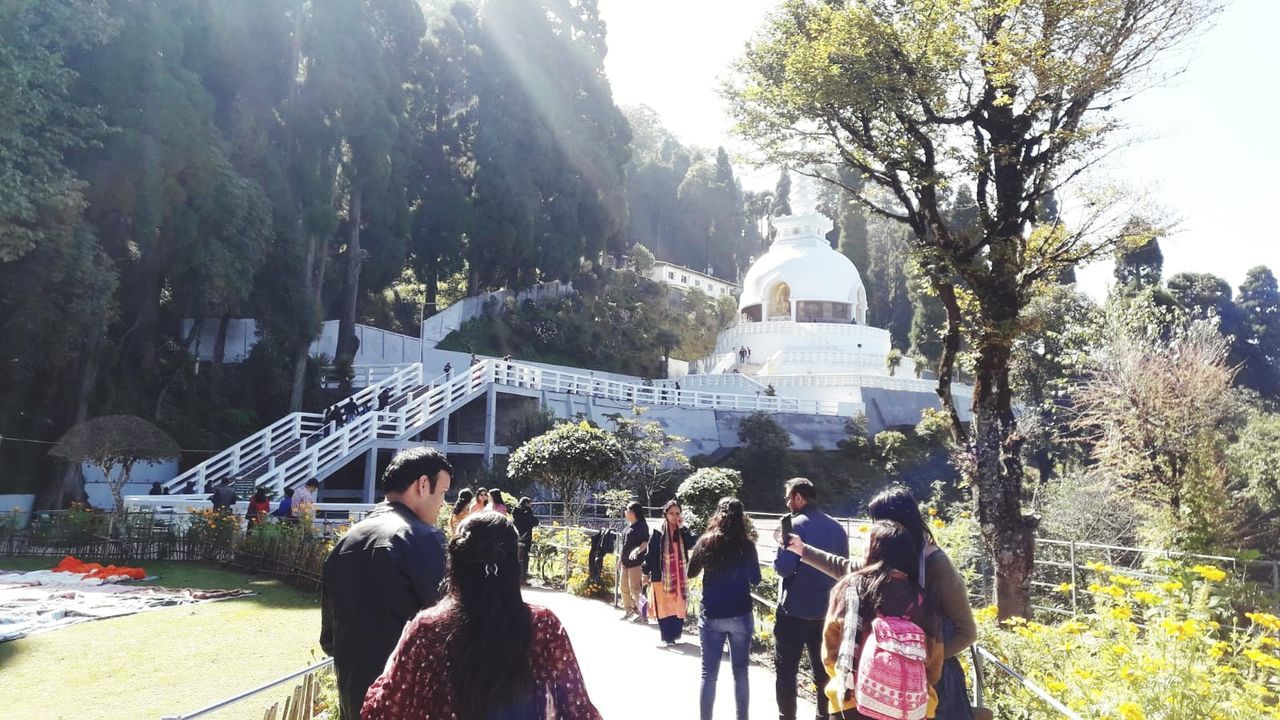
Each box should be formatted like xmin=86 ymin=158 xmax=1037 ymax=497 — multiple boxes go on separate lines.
xmin=1246 ymin=612 xmax=1280 ymax=633
xmin=1243 ymin=648 xmax=1280 ymax=670
xmin=1085 ymin=560 xmax=1110 ymax=573
xmin=1107 ymin=605 xmax=1133 ymax=621
xmin=1160 ymin=618 xmax=1199 ymax=640
xmin=1156 ymin=580 xmax=1184 ymax=593
xmin=1042 ymin=678 xmax=1068 ymax=695
xmin=1133 ymin=591 xmax=1160 ymax=605
xmin=975 ymin=606 xmax=999 ymax=623
xmin=1192 ymin=564 xmax=1228 ymax=583
xmin=1207 ymin=640 xmax=1231 ymax=659
xmin=1110 ymin=574 xmax=1140 ymax=587
xmin=928 ymin=507 xmax=938 ymax=517
xmin=1056 ymin=582 xmax=1074 ymax=594
xmin=930 ymin=518 xmax=946 ymax=530
xmin=1116 ymin=702 xmax=1145 ymax=720
xmin=1119 ymin=665 xmax=1139 ymax=681
xmin=1061 ymin=621 xmax=1088 ymax=636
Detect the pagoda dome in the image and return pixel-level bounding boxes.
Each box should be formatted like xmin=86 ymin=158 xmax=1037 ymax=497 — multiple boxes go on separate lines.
xmin=738 ymin=212 xmax=868 ymax=325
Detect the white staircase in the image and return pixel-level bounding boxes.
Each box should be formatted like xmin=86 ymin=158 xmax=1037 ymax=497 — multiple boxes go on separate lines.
xmin=170 ymin=358 xmax=846 ymax=499
xmin=163 ymin=363 xmax=425 ymax=493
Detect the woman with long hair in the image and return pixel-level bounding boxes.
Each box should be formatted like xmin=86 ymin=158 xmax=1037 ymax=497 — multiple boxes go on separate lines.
xmin=818 ymin=520 xmax=943 ymax=718
xmin=451 ymin=489 xmax=475 ymax=535
xmin=363 ymin=512 xmax=601 ymax=720
xmin=643 ymin=499 xmax=698 ymax=645
xmin=687 ymin=497 xmax=760 ymax=720
xmin=470 ymin=487 xmax=490 ymax=515
xmin=489 ymin=488 xmax=509 ymax=515
xmin=246 ymin=487 xmax=270 ymax=531
xmin=786 ymin=486 xmax=977 ymax=719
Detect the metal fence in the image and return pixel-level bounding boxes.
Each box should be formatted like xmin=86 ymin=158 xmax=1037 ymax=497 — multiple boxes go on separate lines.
xmin=160 ymin=660 xmax=334 ymax=720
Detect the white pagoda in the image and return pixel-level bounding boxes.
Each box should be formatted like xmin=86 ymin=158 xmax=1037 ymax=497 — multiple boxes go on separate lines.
xmin=684 ymin=175 xmax=971 ymax=428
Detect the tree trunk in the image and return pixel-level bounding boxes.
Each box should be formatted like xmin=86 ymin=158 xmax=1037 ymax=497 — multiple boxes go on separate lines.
xmin=932 ymin=279 xmax=969 ymax=444
xmin=39 ymin=330 xmax=105 ymax=510
xmin=131 ymin=240 xmax=165 ymax=371
xmin=971 ymin=335 xmax=1035 ymax=619
xmin=209 ymin=313 xmax=231 ymax=392
xmin=290 ymin=232 xmax=328 ymax=412
xmin=335 ymin=187 xmax=363 ymax=366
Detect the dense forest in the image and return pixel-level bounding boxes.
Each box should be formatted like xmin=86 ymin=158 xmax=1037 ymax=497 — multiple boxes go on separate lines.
xmin=4 ymin=0 xmax=1280 ymax=542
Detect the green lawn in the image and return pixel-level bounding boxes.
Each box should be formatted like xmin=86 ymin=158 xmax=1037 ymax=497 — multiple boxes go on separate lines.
xmin=0 ymin=557 xmax=325 ymax=720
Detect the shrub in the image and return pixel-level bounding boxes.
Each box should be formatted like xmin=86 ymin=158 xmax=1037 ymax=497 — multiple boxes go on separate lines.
xmin=676 ymin=467 xmax=743 ymax=532
xmin=979 ymin=560 xmax=1280 ymax=719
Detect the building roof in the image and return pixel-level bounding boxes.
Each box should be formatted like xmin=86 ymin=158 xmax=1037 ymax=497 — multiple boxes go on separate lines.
xmin=739 ymin=212 xmax=865 ymax=311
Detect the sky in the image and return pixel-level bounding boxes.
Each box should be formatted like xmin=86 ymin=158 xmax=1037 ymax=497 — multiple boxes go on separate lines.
xmin=596 ymin=0 xmax=1280 ymax=301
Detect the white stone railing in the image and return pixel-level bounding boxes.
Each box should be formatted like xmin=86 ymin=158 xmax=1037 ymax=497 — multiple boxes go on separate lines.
xmin=765 ymin=372 xmax=973 ymax=395
xmin=714 ymin=320 xmax=888 ymax=354
xmin=761 ymin=350 xmax=892 ymax=375
xmin=164 ymin=363 xmax=424 ymax=493
xmin=174 ymin=359 xmax=848 ymax=498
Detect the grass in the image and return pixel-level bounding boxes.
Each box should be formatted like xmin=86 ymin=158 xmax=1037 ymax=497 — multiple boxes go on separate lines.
xmin=0 ymin=557 xmax=324 ymax=720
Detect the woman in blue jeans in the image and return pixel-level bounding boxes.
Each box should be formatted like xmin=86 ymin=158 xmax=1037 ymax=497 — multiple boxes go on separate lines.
xmin=687 ymin=497 xmax=761 ymax=720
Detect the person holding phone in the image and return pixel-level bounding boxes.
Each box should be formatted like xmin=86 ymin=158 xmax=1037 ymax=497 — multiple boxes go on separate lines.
xmin=773 ymin=478 xmax=847 ymax=720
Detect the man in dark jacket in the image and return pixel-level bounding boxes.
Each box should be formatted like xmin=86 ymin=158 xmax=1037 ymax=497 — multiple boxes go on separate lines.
xmin=319 ymin=447 xmax=453 ymax=720
xmin=512 ymin=496 xmax=539 ymax=585
xmin=208 ymin=479 xmax=237 ymax=512
xmin=773 ymin=477 xmax=847 ymax=720
xmin=618 ymin=501 xmax=650 ymax=620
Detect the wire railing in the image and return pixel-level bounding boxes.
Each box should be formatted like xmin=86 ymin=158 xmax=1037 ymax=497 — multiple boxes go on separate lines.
xmin=160 ymin=659 xmax=333 ymax=720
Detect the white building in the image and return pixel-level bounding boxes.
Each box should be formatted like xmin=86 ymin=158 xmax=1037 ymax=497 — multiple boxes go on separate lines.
xmin=649 ymin=261 xmax=739 ymax=298
xmin=684 ymin=177 xmax=973 ymax=429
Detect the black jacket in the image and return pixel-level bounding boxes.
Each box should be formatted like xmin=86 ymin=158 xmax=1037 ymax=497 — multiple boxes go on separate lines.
xmin=643 ymin=524 xmax=698 ymax=582
xmin=319 ymin=502 xmax=446 ymax=718
xmin=512 ymin=505 xmax=539 ymax=545
xmin=620 ymin=519 xmax=650 ymax=569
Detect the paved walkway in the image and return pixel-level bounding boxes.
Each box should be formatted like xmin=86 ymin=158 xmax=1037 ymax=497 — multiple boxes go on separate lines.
xmin=525 ymin=586 xmax=815 ymax=720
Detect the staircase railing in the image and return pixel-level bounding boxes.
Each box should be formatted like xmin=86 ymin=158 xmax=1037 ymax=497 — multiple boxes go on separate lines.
xmin=164 ymin=363 xmax=424 ymax=493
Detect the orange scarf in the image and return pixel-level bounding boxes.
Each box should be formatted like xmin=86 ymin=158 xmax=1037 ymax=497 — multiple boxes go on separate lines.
xmin=661 ymin=526 xmax=688 ymax=599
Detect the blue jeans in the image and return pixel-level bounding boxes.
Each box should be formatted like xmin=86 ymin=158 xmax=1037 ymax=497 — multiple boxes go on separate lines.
xmin=700 ymin=612 xmax=752 ymax=720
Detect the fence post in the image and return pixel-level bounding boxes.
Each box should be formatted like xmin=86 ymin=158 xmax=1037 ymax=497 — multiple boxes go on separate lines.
xmin=1069 ymin=541 xmax=1079 ymax=615
xmin=563 ymin=525 xmax=570 ymax=588
xmin=1273 ymin=561 xmax=1279 ymax=611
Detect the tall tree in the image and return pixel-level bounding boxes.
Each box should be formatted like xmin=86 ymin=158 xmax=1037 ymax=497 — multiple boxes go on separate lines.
xmin=1237 ymin=266 xmax=1280 ymax=398
xmin=728 ymin=0 xmax=1219 ymax=616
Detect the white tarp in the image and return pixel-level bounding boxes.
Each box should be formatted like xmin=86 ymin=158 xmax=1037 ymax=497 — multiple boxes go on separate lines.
xmin=0 ymin=570 xmax=252 ymax=642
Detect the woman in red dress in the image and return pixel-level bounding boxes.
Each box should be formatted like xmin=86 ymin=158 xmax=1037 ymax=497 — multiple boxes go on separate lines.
xmin=363 ymin=511 xmax=601 ymax=720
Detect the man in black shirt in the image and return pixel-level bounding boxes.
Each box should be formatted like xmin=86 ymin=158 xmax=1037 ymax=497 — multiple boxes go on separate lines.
xmin=319 ymin=447 xmax=453 ymax=720
xmin=619 ymin=501 xmax=650 ymax=620
xmin=512 ymin=496 xmax=539 ymax=585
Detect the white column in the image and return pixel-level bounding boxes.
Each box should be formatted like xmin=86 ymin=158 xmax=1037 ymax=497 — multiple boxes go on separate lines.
xmin=363 ymin=448 xmax=378 ymax=503
xmin=483 ymin=383 xmax=497 ymax=469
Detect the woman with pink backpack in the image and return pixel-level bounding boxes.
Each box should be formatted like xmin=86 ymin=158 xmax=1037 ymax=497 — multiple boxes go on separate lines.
xmin=791 ymin=520 xmax=944 ymax=719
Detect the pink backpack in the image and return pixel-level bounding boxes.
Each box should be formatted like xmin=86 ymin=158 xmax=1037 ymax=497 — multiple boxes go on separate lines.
xmin=854 ymin=607 xmax=930 ymax=720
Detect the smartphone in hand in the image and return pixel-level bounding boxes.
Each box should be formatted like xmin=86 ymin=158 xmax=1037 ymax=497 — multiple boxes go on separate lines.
xmin=780 ymin=514 xmax=794 ymax=547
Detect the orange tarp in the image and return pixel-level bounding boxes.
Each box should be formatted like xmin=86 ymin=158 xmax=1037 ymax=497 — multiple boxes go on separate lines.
xmin=52 ymin=556 xmax=146 ymax=581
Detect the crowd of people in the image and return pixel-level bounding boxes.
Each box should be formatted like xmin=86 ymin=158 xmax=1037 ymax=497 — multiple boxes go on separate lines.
xmin=318 ymin=446 xmax=976 ymax=720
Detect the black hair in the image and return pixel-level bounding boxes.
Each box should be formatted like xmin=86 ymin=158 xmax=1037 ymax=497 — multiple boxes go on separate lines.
xmin=829 ymin=520 xmax=937 ymax=637
xmin=488 ymin=488 xmax=504 ymax=506
xmin=382 ymin=447 xmax=453 ymax=494
xmin=690 ymin=497 xmax=752 ymax=574
xmin=444 ymin=512 xmax=535 ymax=718
xmin=252 ymin=487 xmax=268 ymax=503
xmin=866 ymin=485 xmax=932 ymax=558
xmin=519 ymin=497 xmax=532 ymax=507
xmin=304 ymin=478 xmax=320 ymax=489
xmin=452 ymin=488 xmax=474 ymax=517
xmin=625 ymin=501 xmax=643 ymax=518
xmin=283 ymin=487 xmax=294 ymax=498
xmin=661 ymin=499 xmax=681 ymax=521
xmin=784 ymin=477 xmax=817 ymax=502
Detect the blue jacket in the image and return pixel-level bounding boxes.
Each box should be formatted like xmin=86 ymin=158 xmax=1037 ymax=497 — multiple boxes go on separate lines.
xmin=773 ymin=505 xmax=847 ymax=619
